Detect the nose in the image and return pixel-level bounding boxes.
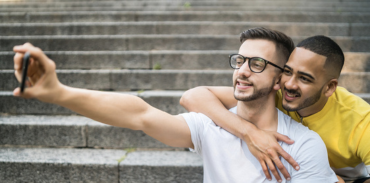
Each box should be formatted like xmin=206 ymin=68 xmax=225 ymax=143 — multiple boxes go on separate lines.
xmin=237 ymin=60 xmax=252 ymax=78
xmin=284 ymin=75 xmax=298 ymax=91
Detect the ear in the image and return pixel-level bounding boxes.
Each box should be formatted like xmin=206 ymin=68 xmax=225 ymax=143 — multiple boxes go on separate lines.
xmin=324 ymin=79 xmax=338 ymax=97
xmin=273 ymin=73 xmax=282 ymax=91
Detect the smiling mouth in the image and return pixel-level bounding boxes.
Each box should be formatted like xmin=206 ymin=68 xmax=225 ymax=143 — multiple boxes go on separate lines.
xmin=284 ymin=87 xmax=301 ymax=100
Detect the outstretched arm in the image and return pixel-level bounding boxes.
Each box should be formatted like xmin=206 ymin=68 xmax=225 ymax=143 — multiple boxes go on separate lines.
xmin=180 ymin=86 xmax=299 ymax=181
xmin=13 ymin=43 xmax=193 ymax=148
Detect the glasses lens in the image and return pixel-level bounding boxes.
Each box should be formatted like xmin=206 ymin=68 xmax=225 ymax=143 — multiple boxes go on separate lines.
xmin=230 ymin=55 xmax=245 ymax=69
xmin=250 ymin=58 xmax=266 ymax=72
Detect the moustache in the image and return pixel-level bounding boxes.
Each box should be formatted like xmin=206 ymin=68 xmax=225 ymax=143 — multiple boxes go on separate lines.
xmin=284 ymin=87 xmax=301 ymax=97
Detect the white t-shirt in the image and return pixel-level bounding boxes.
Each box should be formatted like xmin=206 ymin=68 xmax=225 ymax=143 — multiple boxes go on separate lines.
xmin=181 ymin=107 xmax=338 ymax=183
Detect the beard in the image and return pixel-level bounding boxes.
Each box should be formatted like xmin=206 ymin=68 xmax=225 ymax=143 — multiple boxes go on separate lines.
xmin=234 ymin=76 xmax=276 ymax=101
xmin=282 ymin=85 xmax=324 ymax=112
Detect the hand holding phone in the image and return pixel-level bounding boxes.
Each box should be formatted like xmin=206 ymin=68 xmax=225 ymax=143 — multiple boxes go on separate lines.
xmin=20 ymin=52 xmax=30 ymax=93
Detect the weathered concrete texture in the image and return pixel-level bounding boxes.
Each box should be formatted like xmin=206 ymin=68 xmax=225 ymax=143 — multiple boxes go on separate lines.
xmin=120 ymin=151 xmax=203 ymax=183
xmin=0 ymin=91 xmax=186 ymax=115
xmin=0 ymin=115 xmax=88 ymax=147
xmin=110 ymin=70 xmax=233 ymax=90
xmin=0 ymin=148 xmax=125 ymax=182
xmin=343 ymin=52 xmax=370 ymax=72
xmin=0 ymin=112 xmax=185 ymax=148
xmin=339 ymin=72 xmax=370 ymax=93
xmin=2 ymin=35 xmax=370 ymax=52
xmin=2 ymin=51 xmax=370 ymax=71
xmin=0 ymin=50 xmax=233 ymax=70
xmin=0 ymin=91 xmax=75 ymax=114
xmin=87 ymin=121 xmax=170 ymax=149
xmin=2 ymin=22 xmax=370 ymax=37
xmin=0 ymin=69 xmax=233 ymax=91
xmin=1 ymin=11 xmax=370 ymax=23
xmin=1 ymin=1 xmax=369 ymax=9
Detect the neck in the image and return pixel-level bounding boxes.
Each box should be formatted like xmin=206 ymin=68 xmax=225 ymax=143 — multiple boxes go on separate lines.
xmin=236 ymin=92 xmax=278 ymax=131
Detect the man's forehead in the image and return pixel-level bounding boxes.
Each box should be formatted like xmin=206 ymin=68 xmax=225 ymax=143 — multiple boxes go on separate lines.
xmin=238 ymin=39 xmax=277 ymax=58
xmin=286 ymin=47 xmax=327 ymax=77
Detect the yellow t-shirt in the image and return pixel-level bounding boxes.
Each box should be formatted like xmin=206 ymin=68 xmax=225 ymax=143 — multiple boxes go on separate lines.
xmin=276 ymin=86 xmax=370 ymax=180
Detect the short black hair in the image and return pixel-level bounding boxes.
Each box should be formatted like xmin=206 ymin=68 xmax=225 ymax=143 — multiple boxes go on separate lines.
xmin=297 ymin=35 xmax=344 ymax=79
xmin=240 ymin=27 xmax=295 ymax=65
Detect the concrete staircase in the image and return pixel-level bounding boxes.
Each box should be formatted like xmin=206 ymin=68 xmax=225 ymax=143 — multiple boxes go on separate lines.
xmin=1 ymin=0 xmax=370 ymax=182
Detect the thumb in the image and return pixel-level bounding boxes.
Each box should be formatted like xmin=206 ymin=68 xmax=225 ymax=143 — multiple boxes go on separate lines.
xmin=13 ymin=87 xmax=35 ymax=99
xmin=274 ymin=133 xmax=294 ymax=145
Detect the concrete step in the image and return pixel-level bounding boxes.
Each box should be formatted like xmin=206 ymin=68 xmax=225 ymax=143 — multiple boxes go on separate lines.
xmin=1 ymin=22 xmax=369 ymax=37
xmin=1 ymin=69 xmax=370 ymax=92
xmin=2 ymin=1 xmax=368 ymax=8
xmin=2 ymin=51 xmax=370 ymax=72
xmin=2 ymin=35 xmax=370 ymax=52
xmin=0 ymin=115 xmax=177 ymax=148
xmin=1 ymin=11 xmax=370 ymax=23
xmin=0 ymin=90 xmax=187 ymax=115
xmin=1 ymin=6 xmax=369 ymax=13
xmin=0 ymin=69 xmax=234 ymax=91
xmin=0 ymin=148 xmax=203 ymax=182
xmin=6 ymin=0 xmax=369 ymax=2
xmin=1 ymin=90 xmax=369 ymax=115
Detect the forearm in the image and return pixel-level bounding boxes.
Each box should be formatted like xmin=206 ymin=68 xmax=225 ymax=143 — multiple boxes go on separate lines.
xmin=180 ymin=86 xmax=257 ymax=139
xmin=55 ymin=85 xmax=148 ymax=130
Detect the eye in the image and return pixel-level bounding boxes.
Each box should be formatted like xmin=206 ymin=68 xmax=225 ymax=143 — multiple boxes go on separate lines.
xmin=283 ymin=69 xmax=291 ymax=75
xmin=300 ymin=76 xmax=311 ymax=82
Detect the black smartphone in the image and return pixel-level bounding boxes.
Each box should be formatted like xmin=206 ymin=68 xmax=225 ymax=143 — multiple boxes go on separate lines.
xmin=20 ymin=52 xmax=31 ymax=93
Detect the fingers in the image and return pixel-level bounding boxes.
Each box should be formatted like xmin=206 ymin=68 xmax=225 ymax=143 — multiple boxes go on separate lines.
xmin=274 ymin=132 xmax=294 ymax=145
xmin=277 ymin=147 xmax=300 ymax=171
xmin=13 ymin=87 xmax=34 ymax=99
xmin=13 ymin=43 xmax=54 ymax=73
xmin=260 ymin=159 xmax=272 ymax=181
xmin=265 ymin=157 xmax=282 ymax=182
xmin=267 ymin=149 xmax=291 ymax=181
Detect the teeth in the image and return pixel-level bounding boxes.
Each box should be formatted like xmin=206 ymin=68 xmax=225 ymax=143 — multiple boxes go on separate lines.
xmin=239 ymin=83 xmax=251 ymax=86
xmin=287 ymin=93 xmax=296 ymax=97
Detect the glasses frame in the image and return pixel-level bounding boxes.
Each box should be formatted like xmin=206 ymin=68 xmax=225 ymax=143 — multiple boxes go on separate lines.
xmin=229 ymin=54 xmax=284 ymax=73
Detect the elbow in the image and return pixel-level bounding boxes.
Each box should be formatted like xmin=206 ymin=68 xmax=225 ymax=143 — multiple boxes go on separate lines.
xmin=180 ymin=86 xmax=206 ymax=110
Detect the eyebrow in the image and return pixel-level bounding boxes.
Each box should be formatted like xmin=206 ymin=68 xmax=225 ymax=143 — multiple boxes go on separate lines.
xmin=284 ymin=65 xmax=315 ymax=80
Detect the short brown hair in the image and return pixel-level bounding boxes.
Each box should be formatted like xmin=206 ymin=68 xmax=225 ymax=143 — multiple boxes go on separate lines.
xmin=240 ymin=27 xmax=295 ymax=64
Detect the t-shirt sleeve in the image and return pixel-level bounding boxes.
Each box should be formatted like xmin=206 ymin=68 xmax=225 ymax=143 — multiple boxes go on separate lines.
xmin=289 ymin=131 xmax=338 ymax=183
xmin=357 ymin=117 xmax=370 ymax=175
xmin=180 ymin=112 xmax=209 ymax=155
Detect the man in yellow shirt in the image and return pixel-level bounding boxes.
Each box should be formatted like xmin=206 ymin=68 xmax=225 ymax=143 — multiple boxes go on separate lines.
xmin=180 ymin=35 xmax=370 ymax=183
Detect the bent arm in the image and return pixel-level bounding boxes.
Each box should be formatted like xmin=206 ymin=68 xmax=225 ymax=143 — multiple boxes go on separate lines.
xmin=180 ymin=86 xmax=252 ymax=138
xmin=180 ymin=86 xmax=298 ymax=181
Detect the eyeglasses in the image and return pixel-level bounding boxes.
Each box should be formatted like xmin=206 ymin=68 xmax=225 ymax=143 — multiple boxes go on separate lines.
xmin=229 ymin=54 xmax=284 ymax=73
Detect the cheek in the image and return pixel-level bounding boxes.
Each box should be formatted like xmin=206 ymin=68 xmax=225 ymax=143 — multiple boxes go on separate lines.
xmin=232 ymin=71 xmax=238 ymax=85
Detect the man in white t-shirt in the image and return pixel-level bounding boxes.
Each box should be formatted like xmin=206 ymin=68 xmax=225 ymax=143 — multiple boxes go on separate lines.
xmin=12 ymin=27 xmax=337 ymax=182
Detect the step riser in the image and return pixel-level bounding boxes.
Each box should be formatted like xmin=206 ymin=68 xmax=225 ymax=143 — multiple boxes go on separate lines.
xmin=0 ymin=149 xmax=203 ymax=183
xmin=0 ymin=116 xmax=173 ymax=148
xmin=2 ymin=36 xmax=370 ymax=52
xmin=2 ymin=52 xmax=370 ymax=71
xmin=0 ymin=90 xmax=369 ymax=115
xmin=1 ymin=12 xmax=370 ymax=23
xmin=1 ymin=162 xmax=119 ymax=182
xmin=3 ymin=1 xmax=369 ymax=7
xmin=0 ymin=51 xmax=232 ymax=70
xmin=1 ymin=71 xmax=370 ymax=92
xmin=2 ymin=23 xmax=370 ymax=37
xmin=0 ymin=70 xmax=234 ymax=91
xmin=1 ymin=7 xmax=369 ymax=12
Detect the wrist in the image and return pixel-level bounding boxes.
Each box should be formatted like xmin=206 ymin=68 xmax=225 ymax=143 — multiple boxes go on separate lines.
xmin=238 ymin=118 xmax=257 ymax=142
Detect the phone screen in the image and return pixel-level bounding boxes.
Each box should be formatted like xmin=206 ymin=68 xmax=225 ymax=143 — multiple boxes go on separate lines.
xmin=20 ymin=52 xmax=30 ymax=93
